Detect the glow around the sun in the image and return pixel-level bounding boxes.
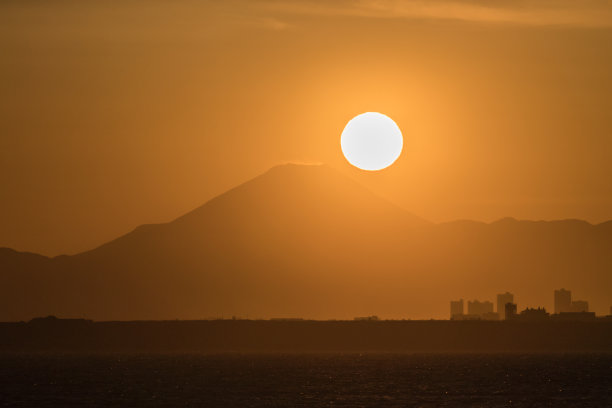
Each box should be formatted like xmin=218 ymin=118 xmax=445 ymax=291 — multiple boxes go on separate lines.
xmin=340 ymin=112 xmax=403 ymax=171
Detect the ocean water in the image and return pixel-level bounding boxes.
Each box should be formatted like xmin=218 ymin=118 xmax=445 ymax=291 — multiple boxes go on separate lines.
xmin=1 ymin=353 xmax=610 ymax=407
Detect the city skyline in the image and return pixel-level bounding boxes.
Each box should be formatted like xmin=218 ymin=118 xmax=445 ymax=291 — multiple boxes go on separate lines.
xmin=450 ymin=288 xmax=604 ymax=321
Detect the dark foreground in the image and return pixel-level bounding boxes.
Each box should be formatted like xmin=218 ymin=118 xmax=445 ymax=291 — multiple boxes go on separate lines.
xmin=1 ymin=353 xmax=611 ymax=407
xmin=1 ymin=319 xmax=612 ymax=352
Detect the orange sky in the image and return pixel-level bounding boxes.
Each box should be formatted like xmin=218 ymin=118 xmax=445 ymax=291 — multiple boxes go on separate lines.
xmin=1 ymin=0 xmax=612 ymax=256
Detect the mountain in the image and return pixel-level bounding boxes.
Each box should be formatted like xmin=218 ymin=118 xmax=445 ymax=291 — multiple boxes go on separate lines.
xmin=1 ymin=164 xmax=611 ymax=321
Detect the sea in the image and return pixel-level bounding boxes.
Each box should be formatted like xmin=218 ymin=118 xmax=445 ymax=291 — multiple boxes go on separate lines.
xmin=1 ymin=353 xmax=610 ymax=407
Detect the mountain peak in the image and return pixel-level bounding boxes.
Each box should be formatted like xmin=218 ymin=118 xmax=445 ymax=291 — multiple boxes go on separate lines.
xmin=172 ymin=163 xmax=428 ymax=229
xmin=267 ymin=162 xmax=326 ymax=171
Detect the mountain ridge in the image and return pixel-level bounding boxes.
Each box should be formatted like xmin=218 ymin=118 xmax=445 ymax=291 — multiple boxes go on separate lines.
xmin=1 ymin=163 xmax=611 ymax=321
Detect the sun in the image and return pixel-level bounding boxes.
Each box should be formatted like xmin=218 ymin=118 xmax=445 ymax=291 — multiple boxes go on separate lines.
xmin=340 ymin=112 xmax=403 ymax=171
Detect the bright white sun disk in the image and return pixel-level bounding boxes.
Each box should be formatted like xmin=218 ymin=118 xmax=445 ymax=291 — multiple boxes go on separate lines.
xmin=340 ymin=112 xmax=403 ymax=171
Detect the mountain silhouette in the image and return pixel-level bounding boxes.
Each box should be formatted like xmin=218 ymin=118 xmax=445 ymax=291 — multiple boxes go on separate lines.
xmin=1 ymin=164 xmax=611 ymax=321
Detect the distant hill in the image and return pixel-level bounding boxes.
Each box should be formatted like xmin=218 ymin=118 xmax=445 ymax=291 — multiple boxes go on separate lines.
xmin=1 ymin=164 xmax=611 ymax=321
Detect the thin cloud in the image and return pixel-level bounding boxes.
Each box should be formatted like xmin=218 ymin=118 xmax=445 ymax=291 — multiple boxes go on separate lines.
xmin=250 ymin=16 xmax=292 ymax=31
xmin=257 ymin=0 xmax=612 ymax=28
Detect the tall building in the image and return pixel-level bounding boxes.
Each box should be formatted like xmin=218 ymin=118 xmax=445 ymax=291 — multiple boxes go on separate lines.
xmin=467 ymin=300 xmax=494 ymax=316
xmin=554 ymin=288 xmax=571 ymax=314
xmin=497 ymin=292 xmax=514 ymax=320
xmin=570 ymin=300 xmax=588 ymax=313
xmin=450 ymin=299 xmax=464 ymax=319
xmin=505 ymin=302 xmax=518 ymax=319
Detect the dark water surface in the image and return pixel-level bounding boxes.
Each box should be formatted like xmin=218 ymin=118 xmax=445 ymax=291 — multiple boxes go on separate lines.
xmin=1 ymin=353 xmax=610 ymax=407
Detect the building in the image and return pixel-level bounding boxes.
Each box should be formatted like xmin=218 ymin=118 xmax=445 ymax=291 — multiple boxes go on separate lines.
xmin=497 ymin=292 xmax=514 ymax=320
xmin=450 ymin=299 xmax=464 ymax=319
xmin=481 ymin=312 xmax=500 ymax=321
xmin=554 ymin=288 xmax=572 ymax=314
xmin=505 ymin=302 xmax=518 ymax=319
xmin=467 ymin=300 xmax=494 ymax=316
xmin=570 ymin=300 xmax=588 ymax=313
xmin=519 ymin=307 xmax=550 ymax=320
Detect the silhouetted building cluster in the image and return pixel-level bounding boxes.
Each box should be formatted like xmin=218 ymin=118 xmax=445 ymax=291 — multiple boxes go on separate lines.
xmin=554 ymin=288 xmax=589 ymax=314
xmin=467 ymin=300 xmax=493 ymax=315
xmin=450 ymin=288 xmax=600 ymax=321
xmin=354 ymin=316 xmax=379 ymax=321
xmin=495 ymin=292 xmax=513 ymax=319
xmin=518 ymin=307 xmax=549 ymax=320
xmin=505 ymin=302 xmax=517 ymax=319
xmin=451 ymin=293 xmax=511 ymax=321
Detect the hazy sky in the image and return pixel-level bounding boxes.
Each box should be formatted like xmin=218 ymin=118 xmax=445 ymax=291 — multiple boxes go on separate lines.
xmin=2 ymin=0 xmax=612 ymax=256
